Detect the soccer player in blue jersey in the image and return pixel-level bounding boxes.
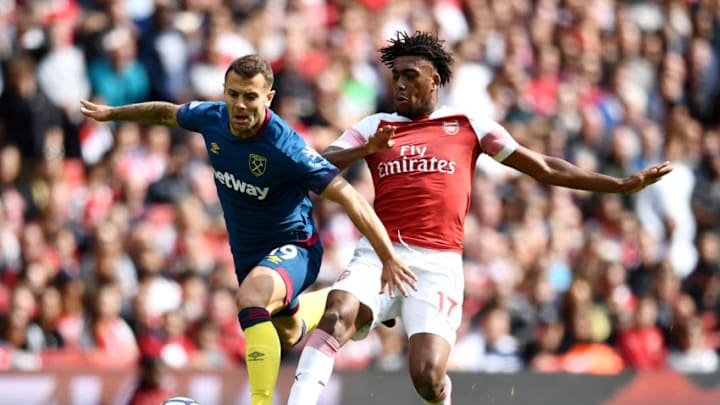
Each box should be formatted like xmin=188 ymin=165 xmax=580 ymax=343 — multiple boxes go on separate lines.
xmin=80 ymin=54 xmax=415 ymax=405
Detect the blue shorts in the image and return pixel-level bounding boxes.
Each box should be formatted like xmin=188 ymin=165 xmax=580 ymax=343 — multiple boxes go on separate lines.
xmin=232 ymin=237 xmax=323 ymax=311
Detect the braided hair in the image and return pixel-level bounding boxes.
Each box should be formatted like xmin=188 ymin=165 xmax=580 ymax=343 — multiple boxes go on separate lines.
xmin=379 ymin=31 xmax=454 ymax=86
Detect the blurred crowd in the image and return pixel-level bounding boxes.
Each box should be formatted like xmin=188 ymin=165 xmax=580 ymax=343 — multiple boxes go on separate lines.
xmin=1 ymin=0 xmax=720 ymax=378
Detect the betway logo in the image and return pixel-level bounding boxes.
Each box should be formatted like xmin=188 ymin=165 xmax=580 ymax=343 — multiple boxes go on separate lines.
xmin=214 ymin=170 xmax=269 ymax=200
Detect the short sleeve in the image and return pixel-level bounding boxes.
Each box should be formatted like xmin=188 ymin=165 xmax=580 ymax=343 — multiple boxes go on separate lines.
xmin=291 ymin=145 xmax=341 ymax=194
xmin=469 ymin=117 xmax=519 ymax=162
xmin=176 ymin=101 xmax=222 ymax=133
xmin=330 ymin=114 xmax=384 ymax=149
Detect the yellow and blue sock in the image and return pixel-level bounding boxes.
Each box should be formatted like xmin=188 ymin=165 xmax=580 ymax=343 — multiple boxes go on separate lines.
xmin=239 ymin=307 xmax=280 ymax=405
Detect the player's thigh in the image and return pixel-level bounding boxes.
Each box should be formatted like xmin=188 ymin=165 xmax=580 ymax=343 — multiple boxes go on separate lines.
xmin=236 ymin=266 xmax=288 ymax=313
xmin=331 ymin=254 xmax=398 ymax=340
xmin=236 ymin=242 xmax=323 ymax=313
xmin=402 ymin=292 xmax=456 ymax=381
xmin=397 ymin=240 xmax=464 ymax=341
xmin=256 ymin=242 xmax=323 ymax=309
xmin=400 ymin=268 xmax=463 ymax=347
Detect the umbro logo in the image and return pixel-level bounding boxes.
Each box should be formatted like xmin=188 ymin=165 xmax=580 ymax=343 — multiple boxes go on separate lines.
xmin=248 ymin=351 xmax=265 ymax=361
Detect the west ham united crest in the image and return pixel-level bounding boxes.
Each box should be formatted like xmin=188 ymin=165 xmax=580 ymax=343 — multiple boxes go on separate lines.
xmin=442 ymin=120 xmax=459 ymax=135
xmin=249 ymin=153 xmax=267 ymax=176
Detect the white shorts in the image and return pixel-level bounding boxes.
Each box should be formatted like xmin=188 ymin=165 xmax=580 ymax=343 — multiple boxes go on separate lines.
xmin=331 ymin=237 xmax=464 ymax=346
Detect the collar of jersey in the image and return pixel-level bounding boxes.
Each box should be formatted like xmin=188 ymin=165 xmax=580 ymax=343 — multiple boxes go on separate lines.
xmin=395 ymin=105 xmax=451 ymax=121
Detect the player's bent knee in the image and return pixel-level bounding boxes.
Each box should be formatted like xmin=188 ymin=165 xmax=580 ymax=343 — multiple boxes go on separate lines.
xmin=235 ymin=268 xmax=286 ymax=312
xmin=317 ymin=291 xmax=370 ymax=343
xmin=318 ymin=308 xmax=353 ymax=337
xmin=412 ymin=375 xmax=446 ymax=401
xmin=235 ymin=285 xmax=285 ymax=314
xmin=410 ymin=365 xmax=446 ymax=401
xmin=235 ymin=293 xmax=267 ymax=311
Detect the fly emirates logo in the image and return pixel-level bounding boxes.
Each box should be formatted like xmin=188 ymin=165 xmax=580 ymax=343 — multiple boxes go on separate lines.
xmin=214 ymin=170 xmax=269 ymax=200
xmin=376 ymin=144 xmax=456 ymax=178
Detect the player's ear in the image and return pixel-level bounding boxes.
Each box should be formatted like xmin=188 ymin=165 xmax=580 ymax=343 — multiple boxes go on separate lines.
xmin=265 ymin=89 xmax=276 ymax=107
xmin=432 ymin=72 xmax=441 ymax=89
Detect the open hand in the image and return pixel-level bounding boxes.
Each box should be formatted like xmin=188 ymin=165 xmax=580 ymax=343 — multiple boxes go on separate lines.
xmin=79 ymin=99 xmax=113 ymax=121
xmin=623 ymin=161 xmax=673 ymax=194
xmin=367 ymin=125 xmax=397 ymax=154
xmin=380 ymin=256 xmax=417 ymax=298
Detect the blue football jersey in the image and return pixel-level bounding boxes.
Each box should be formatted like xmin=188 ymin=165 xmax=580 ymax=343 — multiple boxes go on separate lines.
xmin=176 ymin=101 xmax=340 ymax=257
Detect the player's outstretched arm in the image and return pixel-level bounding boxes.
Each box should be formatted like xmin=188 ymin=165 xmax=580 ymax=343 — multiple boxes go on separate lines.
xmin=323 ymin=126 xmax=396 ymax=170
xmin=502 ymin=145 xmax=673 ymax=194
xmin=320 ymin=176 xmax=417 ymax=297
xmin=80 ymin=99 xmax=181 ymax=127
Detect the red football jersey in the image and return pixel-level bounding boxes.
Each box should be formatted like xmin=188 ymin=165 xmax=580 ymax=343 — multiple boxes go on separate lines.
xmin=332 ymin=106 xmax=518 ymax=253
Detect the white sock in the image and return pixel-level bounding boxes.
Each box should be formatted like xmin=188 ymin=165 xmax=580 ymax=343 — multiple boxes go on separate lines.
xmin=288 ymin=329 xmax=340 ymax=405
xmin=424 ymin=374 xmax=452 ymax=405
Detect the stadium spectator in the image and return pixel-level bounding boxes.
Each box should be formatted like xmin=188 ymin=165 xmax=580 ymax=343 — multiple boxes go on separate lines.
xmin=668 ymin=316 xmax=719 ymax=374
xmin=0 ymin=56 xmax=65 ymax=168
xmin=87 ymin=26 xmax=149 ymax=107
xmin=616 ymin=296 xmax=667 ymax=370
xmin=88 ymin=281 xmax=139 ymax=367
xmin=450 ymin=305 xmax=523 ymax=373
xmin=523 ymin=308 xmax=566 ymax=373
xmin=559 ymin=306 xmax=625 ymax=375
xmin=136 ymin=0 xmax=190 ymax=103
xmin=37 ymin=18 xmax=91 ymax=128
xmin=188 ymin=317 xmax=230 ymax=370
xmin=128 ymin=356 xmax=175 ymax=405
xmin=25 ymin=285 xmax=64 ymax=351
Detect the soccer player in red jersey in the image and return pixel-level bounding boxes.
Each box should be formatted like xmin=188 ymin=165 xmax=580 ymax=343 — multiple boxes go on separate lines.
xmin=288 ymin=31 xmax=672 ymax=405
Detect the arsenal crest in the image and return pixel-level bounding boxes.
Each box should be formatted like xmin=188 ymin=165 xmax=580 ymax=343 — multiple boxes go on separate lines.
xmin=336 ymin=270 xmax=351 ymax=282
xmin=442 ymin=120 xmax=459 ymax=135
xmin=249 ymin=153 xmax=267 ymax=176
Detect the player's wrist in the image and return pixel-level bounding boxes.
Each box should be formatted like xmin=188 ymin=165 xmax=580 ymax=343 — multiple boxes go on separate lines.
xmin=618 ymin=176 xmax=634 ymax=193
xmin=378 ymin=251 xmax=399 ymax=263
xmin=363 ymin=142 xmax=374 ymax=156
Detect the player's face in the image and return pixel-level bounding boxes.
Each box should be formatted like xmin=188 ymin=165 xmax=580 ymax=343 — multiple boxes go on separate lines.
xmin=223 ymin=71 xmax=275 ymax=138
xmin=390 ymin=56 xmax=440 ymax=119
